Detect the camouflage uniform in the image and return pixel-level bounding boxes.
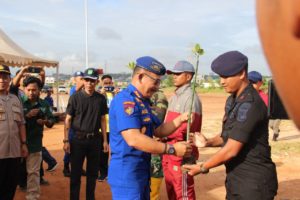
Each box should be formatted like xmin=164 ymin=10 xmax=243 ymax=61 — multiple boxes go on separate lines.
xmin=150 ymin=90 xmax=168 ymax=200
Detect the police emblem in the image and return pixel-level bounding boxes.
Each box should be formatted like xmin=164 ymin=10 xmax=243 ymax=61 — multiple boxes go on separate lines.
xmin=123 ymin=101 xmax=135 ymax=115
xmin=151 ymin=65 xmax=160 ymax=72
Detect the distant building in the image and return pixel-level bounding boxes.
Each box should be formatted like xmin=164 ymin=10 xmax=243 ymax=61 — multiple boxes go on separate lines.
xmin=45 ymin=76 xmax=55 ymax=84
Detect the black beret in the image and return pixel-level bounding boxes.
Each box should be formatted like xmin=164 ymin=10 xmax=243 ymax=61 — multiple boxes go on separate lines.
xmin=211 ymin=51 xmax=248 ymax=77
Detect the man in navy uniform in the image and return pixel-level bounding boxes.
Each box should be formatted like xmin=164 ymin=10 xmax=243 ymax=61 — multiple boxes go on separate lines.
xmin=108 ymin=56 xmax=192 ymax=199
xmin=183 ymin=51 xmax=278 ymax=200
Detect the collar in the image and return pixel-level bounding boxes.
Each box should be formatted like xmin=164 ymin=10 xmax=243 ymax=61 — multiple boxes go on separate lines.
xmin=175 ymin=83 xmax=191 ymax=96
xmin=0 ymin=94 xmax=12 ymax=101
xmin=22 ymin=95 xmax=43 ymax=106
xmin=128 ymin=84 xmax=144 ymax=100
xmin=236 ymin=83 xmax=254 ymax=102
xmin=81 ymin=89 xmax=97 ymax=97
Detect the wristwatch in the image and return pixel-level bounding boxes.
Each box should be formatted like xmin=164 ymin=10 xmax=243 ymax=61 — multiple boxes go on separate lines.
xmin=21 ymin=141 xmax=27 ymax=145
xmin=199 ymin=163 xmax=209 ymax=174
xmin=167 ymin=144 xmax=176 ymax=155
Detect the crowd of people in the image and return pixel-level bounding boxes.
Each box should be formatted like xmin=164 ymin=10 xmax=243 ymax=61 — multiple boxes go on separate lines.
xmin=0 ymin=53 xmax=283 ymax=200
xmin=1 ymin=1 xmax=299 ymax=198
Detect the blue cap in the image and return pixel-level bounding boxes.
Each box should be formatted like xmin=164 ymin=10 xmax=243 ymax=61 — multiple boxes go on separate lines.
xmin=167 ymin=60 xmax=195 ymax=74
xmin=136 ymin=56 xmax=166 ymax=75
xmin=83 ymin=68 xmax=99 ymax=80
xmin=0 ymin=65 xmax=11 ymax=75
xmin=211 ymin=51 xmax=248 ymax=77
xmin=73 ymin=71 xmax=83 ymax=77
xmin=248 ymin=71 xmax=262 ymax=83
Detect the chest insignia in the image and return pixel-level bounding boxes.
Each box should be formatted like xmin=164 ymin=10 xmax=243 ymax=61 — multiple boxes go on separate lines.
xmin=142 ymin=109 xmax=148 ymax=114
xmin=123 ymin=101 xmax=135 ymax=115
xmin=143 ymin=117 xmax=151 ymax=122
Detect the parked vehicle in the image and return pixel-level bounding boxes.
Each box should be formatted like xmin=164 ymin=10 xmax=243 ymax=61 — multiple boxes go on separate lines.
xmin=41 ymin=85 xmax=53 ymax=93
xmin=58 ymin=86 xmax=68 ymax=94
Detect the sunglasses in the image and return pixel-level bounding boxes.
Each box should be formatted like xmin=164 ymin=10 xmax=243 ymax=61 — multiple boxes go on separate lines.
xmin=143 ymin=73 xmax=161 ymax=85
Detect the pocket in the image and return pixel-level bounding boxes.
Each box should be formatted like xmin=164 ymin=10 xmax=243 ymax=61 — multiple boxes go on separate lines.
xmin=0 ymin=106 xmax=6 ymax=121
xmin=12 ymin=105 xmax=22 ymax=122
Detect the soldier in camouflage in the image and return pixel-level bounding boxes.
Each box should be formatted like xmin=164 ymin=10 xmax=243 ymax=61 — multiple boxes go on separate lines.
xmin=150 ymin=89 xmax=168 ymax=200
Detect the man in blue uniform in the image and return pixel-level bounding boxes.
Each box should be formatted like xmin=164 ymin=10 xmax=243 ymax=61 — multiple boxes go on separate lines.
xmin=108 ymin=56 xmax=193 ymax=200
xmin=183 ymin=51 xmax=278 ymax=200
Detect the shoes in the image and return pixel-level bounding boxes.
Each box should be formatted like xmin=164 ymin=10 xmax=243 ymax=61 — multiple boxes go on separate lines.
xmin=272 ymin=134 xmax=279 ymax=141
xmin=97 ymin=175 xmax=107 ymax=182
xmin=46 ymin=162 xmax=58 ymax=172
xmin=40 ymin=178 xmax=50 ymax=186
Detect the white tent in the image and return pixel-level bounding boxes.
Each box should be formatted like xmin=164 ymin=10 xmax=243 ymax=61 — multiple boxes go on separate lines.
xmin=0 ymin=28 xmax=58 ymax=67
xmin=0 ymin=28 xmax=61 ymax=109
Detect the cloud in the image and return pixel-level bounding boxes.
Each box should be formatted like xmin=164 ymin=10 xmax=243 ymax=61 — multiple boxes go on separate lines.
xmin=13 ymin=29 xmax=42 ymax=38
xmin=95 ymin=27 xmax=122 ymax=40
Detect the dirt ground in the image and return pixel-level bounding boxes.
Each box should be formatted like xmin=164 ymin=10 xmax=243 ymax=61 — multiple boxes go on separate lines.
xmin=14 ymin=93 xmax=300 ymax=200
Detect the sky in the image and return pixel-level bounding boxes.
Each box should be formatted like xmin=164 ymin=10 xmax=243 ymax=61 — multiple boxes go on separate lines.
xmin=0 ymin=0 xmax=271 ymax=76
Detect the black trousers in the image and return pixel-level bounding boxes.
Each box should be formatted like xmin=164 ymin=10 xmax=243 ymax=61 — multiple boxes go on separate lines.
xmin=70 ymin=135 xmax=101 ymax=200
xmin=0 ymin=158 xmax=21 ymax=200
xmin=99 ymin=133 xmax=109 ymax=178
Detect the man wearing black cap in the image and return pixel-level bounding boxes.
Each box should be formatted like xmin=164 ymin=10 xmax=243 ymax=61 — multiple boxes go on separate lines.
xmin=183 ymin=51 xmax=278 ymax=200
xmin=0 ymin=65 xmax=28 ymax=200
xmin=63 ymin=68 xmax=108 ymax=200
xmin=108 ymin=56 xmax=192 ymax=199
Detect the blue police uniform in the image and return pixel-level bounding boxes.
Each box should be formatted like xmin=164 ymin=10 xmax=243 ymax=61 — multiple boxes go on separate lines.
xmin=108 ymin=56 xmax=165 ymax=199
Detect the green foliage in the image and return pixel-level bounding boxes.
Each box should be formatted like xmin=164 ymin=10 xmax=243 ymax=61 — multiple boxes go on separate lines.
xmin=127 ymin=61 xmax=135 ymax=70
xmin=192 ymin=44 xmax=204 ymax=56
xmin=162 ymin=75 xmax=174 ymax=87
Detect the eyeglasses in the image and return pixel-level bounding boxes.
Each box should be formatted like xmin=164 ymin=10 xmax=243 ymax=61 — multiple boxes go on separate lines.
xmin=143 ymin=73 xmax=161 ymax=85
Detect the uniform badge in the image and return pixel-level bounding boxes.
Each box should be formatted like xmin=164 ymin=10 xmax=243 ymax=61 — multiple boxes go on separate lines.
xmin=151 ymin=65 xmax=160 ymax=72
xmin=123 ymin=101 xmax=135 ymax=115
xmin=237 ymin=102 xmax=251 ymax=122
xmin=142 ymin=109 xmax=148 ymax=114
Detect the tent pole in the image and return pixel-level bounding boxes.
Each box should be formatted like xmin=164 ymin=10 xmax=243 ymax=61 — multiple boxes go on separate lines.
xmin=56 ymin=64 xmax=59 ymax=111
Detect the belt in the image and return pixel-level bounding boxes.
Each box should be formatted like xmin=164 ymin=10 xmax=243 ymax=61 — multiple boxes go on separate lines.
xmin=74 ymin=131 xmax=100 ymax=140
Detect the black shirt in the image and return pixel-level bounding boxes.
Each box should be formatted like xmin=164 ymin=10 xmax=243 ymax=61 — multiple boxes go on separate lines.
xmin=222 ymin=84 xmax=277 ymax=181
xmin=66 ymin=90 xmax=108 ymax=133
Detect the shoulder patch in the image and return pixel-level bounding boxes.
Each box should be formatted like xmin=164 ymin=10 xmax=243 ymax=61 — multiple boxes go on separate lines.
xmin=123 ymin=101 xmax=135 ymax=115
xmin=237 ymin=102 xmax=251 ymax=122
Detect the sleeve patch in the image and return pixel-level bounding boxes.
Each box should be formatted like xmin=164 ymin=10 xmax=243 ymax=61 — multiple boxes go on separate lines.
xmin=123 ymin=101 xmax=135 ymax=115
xmin=237 ymin=102 xmax=251 ymax=122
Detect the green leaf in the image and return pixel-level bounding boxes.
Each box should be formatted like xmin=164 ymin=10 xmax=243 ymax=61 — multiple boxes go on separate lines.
xmin=192 ymin=43 xmax=205 ymax=56
xmin=127 ymin=61 xmax=136 ymax=70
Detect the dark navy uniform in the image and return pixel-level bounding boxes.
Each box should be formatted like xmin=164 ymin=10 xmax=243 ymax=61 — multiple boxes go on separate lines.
xmin=222 ymin=84 xmax=278 ymax=199
xmin=211 ymin=51 xmax=278 ymax=200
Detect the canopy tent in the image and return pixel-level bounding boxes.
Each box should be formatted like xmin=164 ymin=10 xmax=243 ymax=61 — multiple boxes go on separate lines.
xmin=0 ymin=28 xmax=61 ymax=109
xmin=0 ymin=28 xmax=58 ymax=67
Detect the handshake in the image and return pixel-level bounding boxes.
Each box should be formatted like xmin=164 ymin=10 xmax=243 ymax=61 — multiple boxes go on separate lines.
xmin=166 ymin=132 xmax=207 ymax=158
